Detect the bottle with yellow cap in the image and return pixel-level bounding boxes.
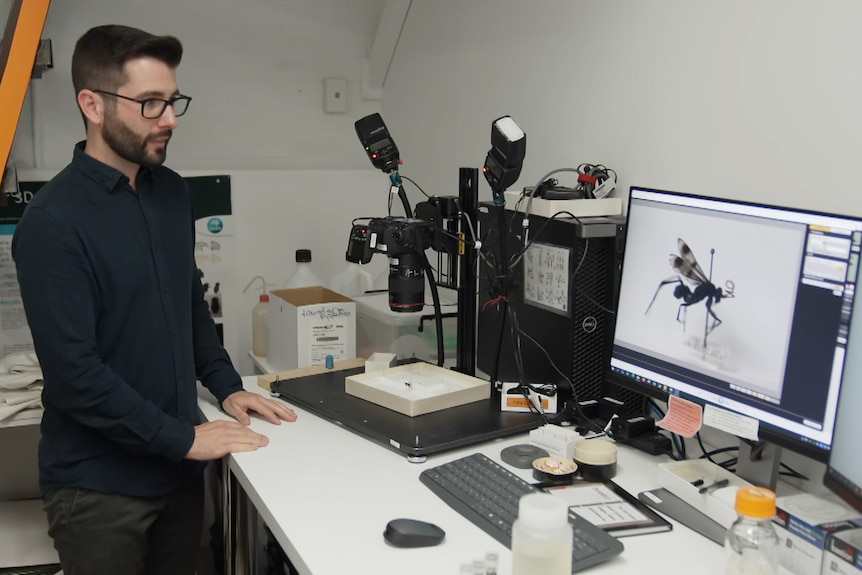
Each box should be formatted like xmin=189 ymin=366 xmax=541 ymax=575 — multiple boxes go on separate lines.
xmin=724 ymin=486 xmax=779 ymax=575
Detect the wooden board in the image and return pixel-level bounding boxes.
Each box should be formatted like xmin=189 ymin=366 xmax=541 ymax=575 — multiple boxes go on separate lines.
xmin=257 ymin=357 xmax=366 ymax=391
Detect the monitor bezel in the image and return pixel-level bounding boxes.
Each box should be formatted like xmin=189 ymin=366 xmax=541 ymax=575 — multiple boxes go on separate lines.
xmin=605 ymin=185 xmax=862 ymax=464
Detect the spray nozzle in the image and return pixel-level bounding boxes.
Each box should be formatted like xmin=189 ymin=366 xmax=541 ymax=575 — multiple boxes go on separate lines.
xmin=242 ymin=275 xmax=274 ymax=297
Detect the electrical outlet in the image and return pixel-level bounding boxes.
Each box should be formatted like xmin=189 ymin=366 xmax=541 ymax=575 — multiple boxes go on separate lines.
xmin=323 ymin=77 xmax=347 ymax=114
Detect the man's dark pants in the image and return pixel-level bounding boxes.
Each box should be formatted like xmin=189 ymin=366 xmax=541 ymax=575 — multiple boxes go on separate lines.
xmin=43 ymin=477 xmax=204 ymax=575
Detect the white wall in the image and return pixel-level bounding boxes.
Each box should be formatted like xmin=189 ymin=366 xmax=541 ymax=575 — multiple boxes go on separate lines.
xmin=382 ymin=0 xmax=862 ymax=217
xmin=12 ymin=0 xmax=386 ymax=171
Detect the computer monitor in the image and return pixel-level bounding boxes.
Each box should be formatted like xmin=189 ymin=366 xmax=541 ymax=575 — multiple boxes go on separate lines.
xmin=607 ymin=186 xmax=862 ymax=488
xmin=824 ymin=265 xmax=862 ymax=512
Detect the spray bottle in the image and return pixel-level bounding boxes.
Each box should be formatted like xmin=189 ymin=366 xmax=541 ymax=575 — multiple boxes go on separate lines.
xmin=242 ymin=275 xmax=272 ymax=357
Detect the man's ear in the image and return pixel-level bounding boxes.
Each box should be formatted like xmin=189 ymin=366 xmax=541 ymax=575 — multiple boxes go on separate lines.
xmin=77 ymin=89 xmax=104 ymax=126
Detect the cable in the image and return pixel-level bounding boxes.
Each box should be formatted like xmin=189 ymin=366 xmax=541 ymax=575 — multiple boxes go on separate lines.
xmin=694 ymin=433 xmax=810 ymax=481
xmin=400 ymin=175 xmax=432 ymax=199
xmin=522 ymin=167 xmax=583 ymax=231
xmin=779 ymin=463 xmax=809 ymax=481
xmin=516 ymin=326 xmax=604 ymax=433
xmin=573 ymin=164 xmax=617 ymax=199
xmin=696 ymin=432 xmax=734 ymax=466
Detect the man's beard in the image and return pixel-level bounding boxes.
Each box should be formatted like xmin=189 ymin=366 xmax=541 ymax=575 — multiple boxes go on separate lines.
xmin=102 ymin=112 xmax=171 ymax=168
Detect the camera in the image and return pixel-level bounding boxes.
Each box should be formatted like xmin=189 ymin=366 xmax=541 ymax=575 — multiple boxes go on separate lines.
xmin=346 ymin=217 xmax=435 ymax=312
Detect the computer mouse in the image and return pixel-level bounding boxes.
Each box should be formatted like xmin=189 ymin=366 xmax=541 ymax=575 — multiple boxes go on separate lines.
xmin=383 ymin=518 xmax=446 ymax=548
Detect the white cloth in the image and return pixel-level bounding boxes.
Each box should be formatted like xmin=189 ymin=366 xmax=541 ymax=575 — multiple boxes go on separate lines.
xmin=0 ymin=351 xmax=43 ymax=421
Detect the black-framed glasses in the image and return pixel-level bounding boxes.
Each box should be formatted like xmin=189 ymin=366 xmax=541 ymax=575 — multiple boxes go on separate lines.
xmin=92 ymin=89 xmax=192 ymax=119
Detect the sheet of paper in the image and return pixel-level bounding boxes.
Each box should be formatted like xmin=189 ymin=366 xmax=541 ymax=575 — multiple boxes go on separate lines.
xmin=657 ymin=395 xmax=703 ymax=438
xmin=703 ymin=404 xmax=760 ymax=440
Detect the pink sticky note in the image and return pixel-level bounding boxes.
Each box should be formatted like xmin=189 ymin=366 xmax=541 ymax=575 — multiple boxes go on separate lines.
xmin=656 ymin=395 xmax=703 ymax=438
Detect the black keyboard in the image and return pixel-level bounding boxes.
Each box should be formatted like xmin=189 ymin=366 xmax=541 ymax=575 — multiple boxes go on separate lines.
xmin=419 ymin=453 xmax=624 ymax=572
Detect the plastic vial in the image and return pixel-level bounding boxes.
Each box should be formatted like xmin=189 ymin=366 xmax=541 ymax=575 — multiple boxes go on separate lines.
xmin=511 ymin=493 xmax=573 ymax=575
xmin=252 ymin=293 xmax=270 ymax=357
xmin=284 ymin=249 xmax=323 ymax=289
xmin=725 ymin=486 xmax=779 ymax=575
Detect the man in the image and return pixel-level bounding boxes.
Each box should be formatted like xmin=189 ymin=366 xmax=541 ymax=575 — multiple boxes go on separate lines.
xmin=12 ymin=25 xmax=297 ymax=575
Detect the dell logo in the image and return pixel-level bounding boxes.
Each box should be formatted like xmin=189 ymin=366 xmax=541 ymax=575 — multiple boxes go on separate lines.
xmin=582 ymin=316 xmax=598 ymax=333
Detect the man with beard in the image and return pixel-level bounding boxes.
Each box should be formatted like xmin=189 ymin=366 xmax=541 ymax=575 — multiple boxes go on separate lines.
xmin=12 ymin=25 xmax=297 ymax=575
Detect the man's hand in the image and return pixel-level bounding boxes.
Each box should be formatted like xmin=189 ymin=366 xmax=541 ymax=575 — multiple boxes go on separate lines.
xmin=222 ymin=390 xmax=298 ymax=426
xmin=186 ymin=420 xmax=270 ymax=460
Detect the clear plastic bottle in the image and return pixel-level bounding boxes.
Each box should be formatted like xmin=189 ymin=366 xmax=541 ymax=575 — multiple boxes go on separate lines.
xmin=252 ymin=293 xmax=270 ymax=357
xmin=511 ymin=493 xmax=573 ymax=575
xmin=329 ymin=262 xmax=373 ymax=297
xmin=725 ymin=486 xmax=779 ymax=575
xmin=284 ymin=248 xmax=323 ymax=289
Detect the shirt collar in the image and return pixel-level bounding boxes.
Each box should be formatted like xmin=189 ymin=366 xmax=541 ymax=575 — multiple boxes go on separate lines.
xmin=72 ymin=141 xmax=153 ymax=193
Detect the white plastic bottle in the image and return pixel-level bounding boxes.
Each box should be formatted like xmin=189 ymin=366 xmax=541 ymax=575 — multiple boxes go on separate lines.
xmin=329 ymin=262 xmax=373 ymax=297
xmin=511 ymin=493 xmax=573 ymax=575
xmin=252 ymin=293 xmax=270 ymax=357
xmin=725 ymin=486 xmax=779 ymax=575
xmin=284 ymin=248 xmax=323 ymax=289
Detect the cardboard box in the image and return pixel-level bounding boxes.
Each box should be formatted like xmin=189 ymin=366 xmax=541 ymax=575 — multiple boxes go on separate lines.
xmin=656 ymin=459 xmax=749 ymax=529
xmin=772 ymin=493 xmax=862 ymax=575
xmin=267 ymin=287 xmax=356 ymax=371
xmin=344 ymin=362 xmax=489 ymax=417
xmin=822 ymin=527 xmax=862 ymax=575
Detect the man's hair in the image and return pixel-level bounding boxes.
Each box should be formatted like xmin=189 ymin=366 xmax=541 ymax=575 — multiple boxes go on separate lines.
xmin=71 ymin=25 xmax=183 ymax=95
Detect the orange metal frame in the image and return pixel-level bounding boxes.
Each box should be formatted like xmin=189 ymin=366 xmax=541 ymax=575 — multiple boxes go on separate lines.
xmin=0 ymin=0 xmax=51 ymax=176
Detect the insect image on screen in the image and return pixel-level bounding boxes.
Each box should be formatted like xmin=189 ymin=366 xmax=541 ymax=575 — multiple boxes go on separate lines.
xmin=644 ymin=238 xmax=735 ymax=353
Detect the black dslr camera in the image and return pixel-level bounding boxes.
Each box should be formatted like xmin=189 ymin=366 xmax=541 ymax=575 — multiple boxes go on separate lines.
xmin=346 ymin=217 xmax=435 ymax=313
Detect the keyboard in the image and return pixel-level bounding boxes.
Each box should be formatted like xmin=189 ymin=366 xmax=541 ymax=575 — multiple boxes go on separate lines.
xmin=419 ymin=453 xmax=624 ymax=572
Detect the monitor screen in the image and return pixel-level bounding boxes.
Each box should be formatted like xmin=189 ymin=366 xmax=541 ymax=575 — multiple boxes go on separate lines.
xmin=824 ymin=263 xmax=862 ymax=512
xmin=608 ymin=187 xmax=862 ymax=467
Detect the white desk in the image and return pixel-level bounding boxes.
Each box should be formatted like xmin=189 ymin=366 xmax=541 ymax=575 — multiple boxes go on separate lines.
xmin=247 ymin=351 xmax=274 ymax=375
xmin=198 ymin=376 xmax=726 ymax=575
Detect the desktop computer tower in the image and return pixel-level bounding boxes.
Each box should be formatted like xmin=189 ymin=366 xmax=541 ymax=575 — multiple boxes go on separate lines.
xmin=476 ymin=204 xmax=642 ymax=415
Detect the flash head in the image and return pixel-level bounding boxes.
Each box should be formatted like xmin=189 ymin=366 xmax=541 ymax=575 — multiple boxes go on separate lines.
xmin=355 ymin=113 xmax=401 ymax=173
xmin=483 ymin=115 xmax=526 ymax=200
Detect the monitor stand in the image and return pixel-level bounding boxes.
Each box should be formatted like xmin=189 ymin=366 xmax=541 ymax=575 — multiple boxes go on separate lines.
xmin=736 ymin=440 xmax=782 ymax=490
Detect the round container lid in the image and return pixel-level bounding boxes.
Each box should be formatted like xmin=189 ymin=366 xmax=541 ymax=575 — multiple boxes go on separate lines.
xmin=734 ymin=486 xmax=777 ymax=519
xmin=260 ymin=294 xmax=270 ymax=302
xmin=574 ymin=439 xmax=618 ymax=466
xmin=517 ymin=493 xmax=568 ymax=529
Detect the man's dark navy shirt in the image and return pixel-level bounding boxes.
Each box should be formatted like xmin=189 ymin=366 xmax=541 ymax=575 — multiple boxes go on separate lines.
xmin=12 ymin=143 xmax=243 ymax=497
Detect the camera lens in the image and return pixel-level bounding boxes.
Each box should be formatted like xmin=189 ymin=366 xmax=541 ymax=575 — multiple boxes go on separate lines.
xmin=388 ymin=252 xmax=424 ymax=312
